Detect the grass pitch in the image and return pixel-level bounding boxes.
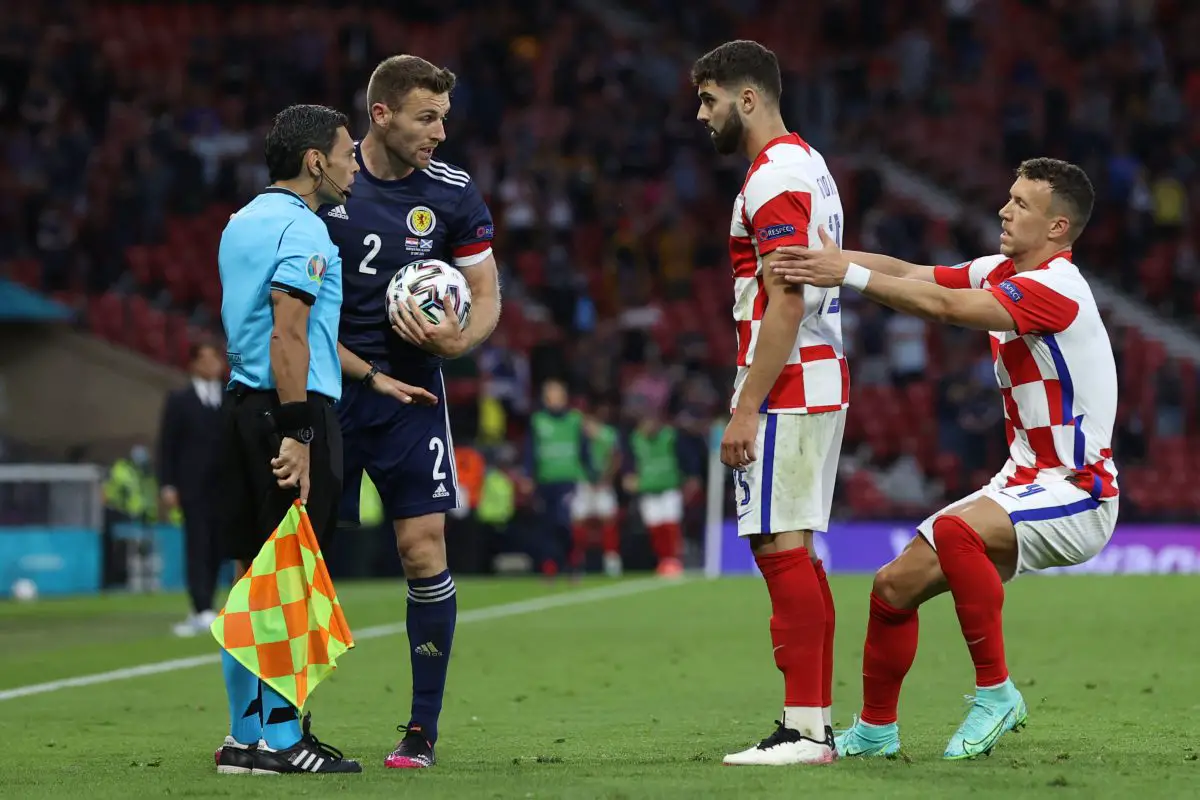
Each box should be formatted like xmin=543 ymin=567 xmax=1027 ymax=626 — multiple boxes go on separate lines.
xmin=1 ymin=574 xmax=1197 ymax=798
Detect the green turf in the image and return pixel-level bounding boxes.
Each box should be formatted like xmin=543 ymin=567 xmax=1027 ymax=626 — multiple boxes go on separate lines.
xmin=1 ymin=574 xmax=1197 ymax=798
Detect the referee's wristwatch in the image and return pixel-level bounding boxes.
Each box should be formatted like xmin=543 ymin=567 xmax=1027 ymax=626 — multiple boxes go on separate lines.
xmin=283 ymin=427 xmax=314 ymax=445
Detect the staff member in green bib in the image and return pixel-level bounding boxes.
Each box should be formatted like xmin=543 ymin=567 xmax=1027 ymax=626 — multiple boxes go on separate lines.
xmin=524 ymin=378 xmax=590 ymax=576
xmin=568 ymin=401 xmax=623 ymax=577
xmin=622 ymin=407 xmax=689 ymax=578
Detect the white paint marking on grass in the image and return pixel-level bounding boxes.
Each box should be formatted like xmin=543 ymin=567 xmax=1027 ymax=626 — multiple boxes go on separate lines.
xmin=0 ymin=577 xmax=684 ymax=703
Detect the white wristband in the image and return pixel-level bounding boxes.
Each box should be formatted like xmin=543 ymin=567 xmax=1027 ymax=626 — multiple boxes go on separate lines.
xmin=842 ymin=262 xmax=872 ymax=291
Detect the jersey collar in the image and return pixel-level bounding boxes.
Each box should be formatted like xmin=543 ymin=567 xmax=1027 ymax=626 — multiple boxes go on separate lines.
xmin=745 ymin=132 xmax=808 ymax=186
xmin=261 ymin=186 xmax=310 ymax=208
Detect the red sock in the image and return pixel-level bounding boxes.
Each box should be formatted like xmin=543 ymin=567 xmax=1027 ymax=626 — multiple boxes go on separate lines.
xmin=860 ymin=594 xmax=918 ymax=725
xmin=600 ymin=519 xmax=619 ymax=554
xmin=647 ymin=525 xmax=665 ymax=559
xmin=661 ymin=522 xmax=681 ymax=559
xmin=812 ymin=560 xmax=835 ymax=710
xmin=570 ymin=523 xmax=591 ymax=568
xmin=755 ymin=548 xmax=825 ymax=707
xmin=932 ymin=515 xmax=1008 ymax=687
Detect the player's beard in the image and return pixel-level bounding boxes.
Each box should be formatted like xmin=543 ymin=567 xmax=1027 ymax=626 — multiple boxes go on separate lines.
xmin=709 ymin=109 xmax=745 ymax=156
xmin=384 ymin=127 xmax=425 ymax=173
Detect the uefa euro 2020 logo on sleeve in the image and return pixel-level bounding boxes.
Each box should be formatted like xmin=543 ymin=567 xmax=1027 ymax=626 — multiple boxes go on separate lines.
xmin=306 ymin=253 xmax=327 ymax=284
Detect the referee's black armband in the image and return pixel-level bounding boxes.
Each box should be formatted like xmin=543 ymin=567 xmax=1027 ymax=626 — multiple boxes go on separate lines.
xmin=273 ymin=401 xmax=312 ymax=431
xmin=270 ymin=281 xmax=316 ymax=306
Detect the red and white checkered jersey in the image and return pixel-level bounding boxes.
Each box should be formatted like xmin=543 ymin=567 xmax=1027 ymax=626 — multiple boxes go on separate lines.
xmin=729 ymin=133 xmax=848 ymax=414
xmin=934 ymin=252 xmax=1119 ymax=500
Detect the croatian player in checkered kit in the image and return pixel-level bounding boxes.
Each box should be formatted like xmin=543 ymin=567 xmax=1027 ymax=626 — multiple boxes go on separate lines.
xmin=772 ymin=158 xmax=1118 ymax=761
xmin=694 ymin=40 xmax=848 ymax=766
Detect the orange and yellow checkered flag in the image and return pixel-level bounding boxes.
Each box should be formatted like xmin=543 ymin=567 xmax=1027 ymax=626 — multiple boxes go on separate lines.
xmin=210 ymin=501 xmax=354 ymax=709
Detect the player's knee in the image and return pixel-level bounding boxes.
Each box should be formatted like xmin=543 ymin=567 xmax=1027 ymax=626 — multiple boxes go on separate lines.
xmin=395 ymin=517 xmax=447 ymax=575
xmin=931 ymin=515 xmax=980 ymax=554
xmin=871 ymin=562 xmax=910 ymax=608
xmin=872 ymin=543 xmax=938 ymax=609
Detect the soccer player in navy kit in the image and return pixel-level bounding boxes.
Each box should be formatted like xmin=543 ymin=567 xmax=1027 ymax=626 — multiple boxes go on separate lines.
xmin=320 ymin=55 xmax=501 ymax=770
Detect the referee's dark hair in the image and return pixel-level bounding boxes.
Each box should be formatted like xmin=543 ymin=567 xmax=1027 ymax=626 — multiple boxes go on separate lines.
xmin=264 ymin=104 xmax=350 ymax=184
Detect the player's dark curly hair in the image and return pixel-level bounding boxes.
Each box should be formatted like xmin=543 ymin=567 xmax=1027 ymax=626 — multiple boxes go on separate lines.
xmin=367 ymin=55 xmax=457 ymax=111
xmin=264 ymin=104 xmax=349 ymax=184
xmin=691 ymin=40 xmax=782 ymax=104
xmin=1017 ymin=158 xmax=1095 ymax=242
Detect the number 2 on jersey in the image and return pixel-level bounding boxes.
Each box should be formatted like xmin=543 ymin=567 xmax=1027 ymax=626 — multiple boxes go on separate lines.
xmin=429 ymin=436 xmax=447 ymax=480
xmin=358 ymin=233 xmax=382 ymax=275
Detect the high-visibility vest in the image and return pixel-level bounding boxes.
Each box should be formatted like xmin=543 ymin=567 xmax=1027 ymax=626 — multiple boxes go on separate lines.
xmin=455 ymin=445 xmax=486 ymax=509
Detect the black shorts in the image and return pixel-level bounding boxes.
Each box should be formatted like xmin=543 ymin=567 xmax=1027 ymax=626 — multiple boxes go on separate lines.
xmin=217 ymin=386 xmax=343 ymax=562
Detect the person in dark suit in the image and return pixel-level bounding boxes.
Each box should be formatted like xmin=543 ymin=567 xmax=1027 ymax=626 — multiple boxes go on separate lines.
xmin=158 ymin=341 xmax=227 ymax=636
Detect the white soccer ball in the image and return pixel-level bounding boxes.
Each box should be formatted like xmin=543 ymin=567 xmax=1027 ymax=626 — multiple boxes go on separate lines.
xmin=386 ymin=259 xmax=472 ymax=331
xmin=11 ymin=578 xmax=38 ymax=602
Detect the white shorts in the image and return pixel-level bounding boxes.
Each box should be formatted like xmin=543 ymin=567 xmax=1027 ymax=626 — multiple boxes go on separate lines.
xmin=639 ymin=489 xmax=683 ymax=527
xmin=917 ymin=475 xmax=1119 ymax=575
xmin=570 ymin=483 xmax=617 ymax=521
xmin=734 ymin=410 xmax=846 ymax=537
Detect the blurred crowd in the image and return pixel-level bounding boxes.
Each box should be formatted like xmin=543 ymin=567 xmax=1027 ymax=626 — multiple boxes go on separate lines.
xmin=2 ymin=0 xmax=1199 ymax=533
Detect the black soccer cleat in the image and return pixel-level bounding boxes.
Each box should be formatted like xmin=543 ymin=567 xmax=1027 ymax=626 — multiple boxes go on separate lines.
xmin=383 ymin=724 xmax=437 ymax=769
xmin=251 ymin=713 xmax=362 ymax=774
xmin=214 ymin=737 xmax=256 ymax=775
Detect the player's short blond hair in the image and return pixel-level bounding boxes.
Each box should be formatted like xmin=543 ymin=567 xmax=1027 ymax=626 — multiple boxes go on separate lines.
xmin=367 ymin=55 xmax=456 ymax=111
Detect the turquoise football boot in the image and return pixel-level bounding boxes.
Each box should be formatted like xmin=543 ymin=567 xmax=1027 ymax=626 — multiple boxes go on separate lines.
xmin=943 ymin=679 xmax=1028 ymax=760
xmin=833 ymin=715 xmax=901 ymax=758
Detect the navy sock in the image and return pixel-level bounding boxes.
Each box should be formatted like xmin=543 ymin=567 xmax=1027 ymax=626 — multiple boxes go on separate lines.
xmin=221 ymin=651 xmax=263 ymax=745
xmin=260 ymin=680 xmax=302 ymax=750
xmin=406 ymin=570 xmax=457 ymax=743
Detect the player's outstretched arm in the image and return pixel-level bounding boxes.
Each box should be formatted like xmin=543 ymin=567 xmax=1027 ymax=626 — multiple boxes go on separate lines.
xmin=336 ymin=343 xmax=438 ymax=405
xmin=780 ymin=227 xmax=1017 ymax=332
xmin=720 ymin=254 xmax=804 ymax=469
xmin=773 ymin=244 xmax=937 ymax=283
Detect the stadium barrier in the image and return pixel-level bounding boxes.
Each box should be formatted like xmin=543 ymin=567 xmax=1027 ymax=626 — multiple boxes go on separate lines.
xmin=703 ymin=519 xmax=1200 ymax=577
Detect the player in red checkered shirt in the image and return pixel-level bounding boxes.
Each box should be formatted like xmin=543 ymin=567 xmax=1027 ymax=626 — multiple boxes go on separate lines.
xmin=694 ymin=40 xmax=847 ymax=767
xmin=773 ymin=158 xmax=1116 ymax=761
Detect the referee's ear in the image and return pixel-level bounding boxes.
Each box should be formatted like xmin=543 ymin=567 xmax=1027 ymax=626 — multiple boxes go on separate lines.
xmin=305 ymin=149 xmax=323 ymax=182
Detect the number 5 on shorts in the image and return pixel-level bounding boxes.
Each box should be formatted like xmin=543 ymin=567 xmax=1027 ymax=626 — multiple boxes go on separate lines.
xmin=734 ymin=469 xmax=751 ymax=507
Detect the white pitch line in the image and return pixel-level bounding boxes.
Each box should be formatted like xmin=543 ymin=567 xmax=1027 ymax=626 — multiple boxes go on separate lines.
xmin=0 ymin=577 xmax=684 ymax=703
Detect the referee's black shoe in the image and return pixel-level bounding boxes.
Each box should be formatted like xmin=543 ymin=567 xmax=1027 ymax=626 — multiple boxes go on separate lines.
xmin=252 ymin=713 xmax=362 ymax=774
xmin=214 ymin=737 xmax=256 ymax=775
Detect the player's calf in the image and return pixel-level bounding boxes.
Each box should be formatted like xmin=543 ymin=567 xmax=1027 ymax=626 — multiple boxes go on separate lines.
xmin=395 ymin=513 xmax=456 ymax=763
xmin=852 ymin=537 xmax=947 ymax=735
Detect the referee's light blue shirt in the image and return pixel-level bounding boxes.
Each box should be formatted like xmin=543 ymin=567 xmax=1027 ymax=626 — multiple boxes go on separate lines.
xmin=219 ymin=187 xmax=344 ymax=401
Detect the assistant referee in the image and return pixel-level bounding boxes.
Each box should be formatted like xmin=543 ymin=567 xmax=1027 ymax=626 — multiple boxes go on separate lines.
xmin=212 ymin=104 xmax=361 ymax=776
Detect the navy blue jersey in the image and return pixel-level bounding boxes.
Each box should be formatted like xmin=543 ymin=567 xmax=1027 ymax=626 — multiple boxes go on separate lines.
xmin=321 ymin=145 xmax=494 ymax=385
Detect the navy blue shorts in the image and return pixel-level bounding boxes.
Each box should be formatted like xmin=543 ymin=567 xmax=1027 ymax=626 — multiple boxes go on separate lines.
xmin=337 ymin=366 xmax=459 ymax=522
